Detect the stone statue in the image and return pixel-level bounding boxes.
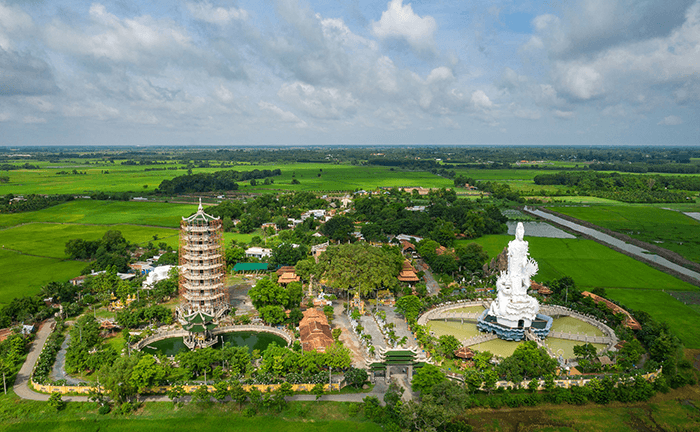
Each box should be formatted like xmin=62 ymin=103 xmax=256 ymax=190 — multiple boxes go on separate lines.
xmin=488 ymin=222 xmax=540 ymax=328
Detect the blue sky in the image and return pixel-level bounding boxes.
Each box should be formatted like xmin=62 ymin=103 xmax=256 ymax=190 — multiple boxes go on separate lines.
xmin=0 ymin=0 xmax=698 ymax=146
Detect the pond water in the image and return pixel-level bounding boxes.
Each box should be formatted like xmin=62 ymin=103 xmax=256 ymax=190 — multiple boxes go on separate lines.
xmin=427 ymin=315 xmax=608 ymax=358
xmin=450 ymin=305 xmax=487 ymax=313
xmin=506 ymin=221 xmax=575 ymax=239
xmin=550 ymin=316 xmax=604 ymax=336
xmin=141 ymin=331 xmax=287 ymax=356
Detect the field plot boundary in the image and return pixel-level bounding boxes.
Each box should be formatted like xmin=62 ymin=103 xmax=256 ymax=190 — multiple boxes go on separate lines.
xmin=528 ymin=207 xmax=700 ymax=288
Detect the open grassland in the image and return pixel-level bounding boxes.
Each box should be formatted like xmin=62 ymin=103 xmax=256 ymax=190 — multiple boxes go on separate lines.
xmin=0 ymin=223 xmax=179 ymax=259
xmin=0 ymin=250 xmax=84 ymax=307
xmin=0 ymin=394 xmax=382 ymax=432
xmin=1 ymin=386 xmax=700 ymax=432
xmin=461 ymin=235 xmax=698 ymax=291
xmin=0 ymin=201 xmax=198 ymax=228
xmin=0 ymin=161 xmax=454 ymax=195
xmin=547 ymin=204 xmax=700 ymax=263
xmin=606 ymin=288 xmax=700 ymax=349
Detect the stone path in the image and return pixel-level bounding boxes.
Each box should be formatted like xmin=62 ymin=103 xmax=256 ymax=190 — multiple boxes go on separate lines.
xmin=50 ymin=333 xmax=85 ymax=385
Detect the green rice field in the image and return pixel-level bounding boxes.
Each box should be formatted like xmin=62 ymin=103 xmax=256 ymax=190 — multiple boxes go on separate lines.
xmin=460 ymin=235 xmax=698 ymax=291
xmin=0 ymin=161 xmax=455 ymax=195
xmin=0 ymin=250 xmax=85 ymax=306
xmin=606 ymin=288 xmax=700 ymax=349
xmin=547 ymin=204 xmax=700 ymax=263
xmin=0 ymin=223 xmax=180 ymax=259
xmin=0 ymin=201 xmax=199 ymax=228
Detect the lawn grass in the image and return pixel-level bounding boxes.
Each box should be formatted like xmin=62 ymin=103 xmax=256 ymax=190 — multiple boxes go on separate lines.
xmin=548 ymin=204 xmax=700 ymax=263
xmin=0 ymin=223 xmax=179 ymax=259
xmin=0 ymin=201 xmax=199 ymax=229
xmin=606 ymin=288 xmax=700 ymax=349
xmin=460 ymin=236 xmax=698 ymax=291
xmin=0 ymin=250 xmax=85 ymax=306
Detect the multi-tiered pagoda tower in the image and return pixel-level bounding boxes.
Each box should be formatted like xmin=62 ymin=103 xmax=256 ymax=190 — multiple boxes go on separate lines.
xmin=178 ymin=200 xmax=228 ymax=348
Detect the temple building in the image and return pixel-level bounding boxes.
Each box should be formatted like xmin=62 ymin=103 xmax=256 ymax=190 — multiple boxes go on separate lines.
xmin=178 ymin=199 xmax=228 ymax=324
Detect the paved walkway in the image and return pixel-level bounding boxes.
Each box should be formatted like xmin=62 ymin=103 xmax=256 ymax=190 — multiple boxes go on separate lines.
xmin=51 ymin=333 xmax=85 ymax=385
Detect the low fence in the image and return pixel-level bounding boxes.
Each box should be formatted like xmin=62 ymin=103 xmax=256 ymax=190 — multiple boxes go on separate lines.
xmin=31 ymin=380 xmax=341 ymax=395
xmin=445 ymin=367 xmax=662 ymax=391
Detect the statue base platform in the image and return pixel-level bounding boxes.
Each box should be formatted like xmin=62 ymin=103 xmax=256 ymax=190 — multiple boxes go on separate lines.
xmin=476 ymin=310 xmax=553 ymax=341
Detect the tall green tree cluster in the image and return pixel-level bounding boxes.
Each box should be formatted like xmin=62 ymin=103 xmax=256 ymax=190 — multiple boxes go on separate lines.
xmin=248 ymin=279 xmax=304 ymax=325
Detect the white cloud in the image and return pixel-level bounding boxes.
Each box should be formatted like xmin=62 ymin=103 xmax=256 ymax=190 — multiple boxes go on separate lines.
xmin=278 ymin=81 xmax=358 ymax=120
xmin=24 ymin=97 xmax=54 ymax=112
xmin=426 ymin=67 xmax=454 ymax=83
xmin=258 ymin=101 xmax=307 ymax=128
xmin=23 ymin=115 xmax=46 ymax=124
xmin=62 ymin=101 xmax=120 ymax=120
xmin=45 ymin=4 xmax=193 ymax=66
xmin=186 ymin=2 xmax=248 ymax=25
xmin=371 ymin=0 xmax=437 ymax=54
xmin=658 ymin=115 xmax=683 ymax=126
xmin=0 ymin=112 xmax=10 ymax=122
xmin=513 ymin=107 xmax=541 ymax=120
xmin=0 ymin=2 xmax=33 ymax=50
xmin=554 ymin=63 xmax=603 ymax=100
xmin=471 ymin=90 xmax=494 ymax=110
xmin=553 ymin=109 xmax=575 ymax=119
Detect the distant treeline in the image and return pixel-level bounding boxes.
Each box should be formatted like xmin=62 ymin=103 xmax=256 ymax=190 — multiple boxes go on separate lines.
xmin=0 ymin=163 xmax=40 ymax=170
xmin=534 ymin=171 xmax=700 ymax=203
xmin=0 ymin=194 xmax=74 ymax=214
xmin=156 ymin=168 xmax=282 ymax=194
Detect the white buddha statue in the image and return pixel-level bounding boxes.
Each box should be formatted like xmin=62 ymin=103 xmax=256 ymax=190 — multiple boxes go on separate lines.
xmin=488 ymin=222 xmax=540 ymax=328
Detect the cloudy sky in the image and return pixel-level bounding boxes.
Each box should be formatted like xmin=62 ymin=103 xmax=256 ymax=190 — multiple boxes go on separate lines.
xmin=1 ymin=0 xmax=699 ymax=146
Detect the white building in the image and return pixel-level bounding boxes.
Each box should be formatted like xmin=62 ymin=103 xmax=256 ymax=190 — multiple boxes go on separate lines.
xmin=245 ymin=247 xmax=272 ymax=259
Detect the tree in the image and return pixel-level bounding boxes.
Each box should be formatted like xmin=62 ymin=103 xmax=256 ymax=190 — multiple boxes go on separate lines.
xmin=130 ymin=355 xmax=166 ymax=394
xmin=437 ymin=335 xmax=461 ymax=359
xmin=48 ymin=392 xmax=65 ymax=411
xmin=229 ymin=380 xmax=249 ymax=410
xmin=497 ymin=341 xmax=557 ymax=381
xmin=395 ymin=295 xmax=423 ymax=322
xmin=573 ymin=343 xmax=598 ymax=362
xmin=271 ymin=243 xmax=308 ymax=267
xmin=320 ymin=216 xmax=354 ymax=242
xmin=248 ymin=278 xmax=289 ymax=310
xmin=316 ymin=243 xmax=403 ymax=297
xmin=213 ymin=381 xmax=229 ymax=403
xmin=191 ymin=385 xmax=212 ymax=405
xmin=312 ymin=383 xmax=325 ymax=400
xmin=167 ymin=385 xmax=185 ymax=406
xmin=259 ymin=305 xmax=286 ymax=325
xmin=345 ymin=367 xmax=368 ymax=388
xmin=411 ymin=364 xmax=447 ymax=394
xmin=455 ymin=243 xmax=489 ymax=273
xmin=97 ymin=355 xmax=139 ymax=403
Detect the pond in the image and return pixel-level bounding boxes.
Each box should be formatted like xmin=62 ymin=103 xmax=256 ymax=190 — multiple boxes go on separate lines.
xmin=427 ymin=315 xmax=608 ymax=359
xmin=141 ymin=331 xmax=287 ymax=356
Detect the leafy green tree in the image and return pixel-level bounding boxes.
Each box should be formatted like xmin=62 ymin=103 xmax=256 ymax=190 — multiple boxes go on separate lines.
xmin=312 ymin=383 xmax=325 ymax=400
xmin=129 ymin=355 xmax=166 ymax=394
xmin=345 ymin=367 xmax=368 ymax=388
xmin=48 ymin=392 xmax=65 ymax=411
xmin=97 ymin=355 xmax=139 ymax=403
xmin=229 ymin=380 xmax=249 ymax=410
xmin=316 ymin=243 xmax=403 ymax=297
xmin=191 ymin=385 xmax=212 ymax=405
xmin=320 ymin=216 xmax=354 ymax=242
xmin=395 ymin=295 xmax=423 ymax=321
xmin=455 ymin=243 xmax=489 ymax=273
xmin=213 ymin=381 xmax=229 ymax=403
xmin=411 ymin=364 xmax=447 ymax=394
xmin=271 ymin=243 xmax=308 ymax=267
xmin=259 ymin=305 xmax=286 ymax=325
xmin=438 ymin=335 xmax=461 ymax=359
xmin=497 ymin=341 xmax=557 ymax=381
xmin=249 ymin=278 xmax=289 ymax=310
xmin=573 ymin=343 xmax=598 ymax=362
xmin=167 ymin=385 xmax=185 ymax=406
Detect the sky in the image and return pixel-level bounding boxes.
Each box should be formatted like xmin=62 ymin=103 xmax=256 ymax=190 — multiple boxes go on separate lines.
xmin=0 ymin=0 xmax=699 ymax=146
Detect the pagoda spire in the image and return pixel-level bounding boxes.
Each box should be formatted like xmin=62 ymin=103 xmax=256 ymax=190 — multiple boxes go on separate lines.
xmin=198 ymin=197 xmax=203 ymax=212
